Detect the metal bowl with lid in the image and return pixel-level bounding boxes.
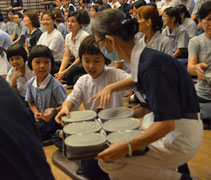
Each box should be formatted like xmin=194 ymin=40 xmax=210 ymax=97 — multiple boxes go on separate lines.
xmin=61 ymin=110 xmax=97 ymax=125
xmin=63 ymin=121 xmax=102 ymax=136
xmin=98 ymin=107 xmax=134 ymax=121
xmin=102 ymin=118 xmax=141 ymax=133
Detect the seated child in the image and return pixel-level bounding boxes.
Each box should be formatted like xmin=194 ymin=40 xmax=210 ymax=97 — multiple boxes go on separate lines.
xmin=26 ymin=45 xmax=67 ymax=142
xmin=6 ymin=44 xmax=34 ymax=102
xmin=55 ymin=35 xmax=131 ymax=180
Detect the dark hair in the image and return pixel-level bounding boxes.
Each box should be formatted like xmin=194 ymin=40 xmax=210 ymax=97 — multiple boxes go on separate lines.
xmin=28 ymin=45 xmax=54 ymax=70
xmin=24 ymin=11 xmax=40 ymax=28
xmin=137 ymin=5 xmax=162 ymax=32
xmin=52 ymin=9 xmax=64 ymax=23
xmin=177 ymin=4 xmax=190 ymax=18
xmin=198 ymin=1 xmax=211 ymax=20
xmin=78 ymin=9 xmax=90 ymax=25
xmin=100 ymin=4 xmax=111 ymax=11
xmin=91 ymin=5 xmax=100 ymax=12
xmin=7 ymin=44 xmax=27 ymax=63
xmin=68 ymin=11 xmax=83 ymax=24
xmin=43 ymin=11 xmax=56 ymax=21
xmin=7 ymin=9 xmax=16 ymax=15
xmin=79 ymin=35 xmax=111 ymax=65
xmin=164 ymin=7 xmax=181 ymax=24
xmin=14 ymin=12 xmax=24 ymax=19
xmin=95 ymin=0 xmax=104 ymax=5
xmin=133 ymin=0 xmax=146 ymax=9
xmin=83 ymin=0 xmax=91 ymax=3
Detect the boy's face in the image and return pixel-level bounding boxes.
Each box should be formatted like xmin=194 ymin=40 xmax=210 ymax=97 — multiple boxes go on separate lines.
xmin=90 ymin=8 xmax=98 ymax=18
xmin=32 ymin=57 xmax=51 ymax=80
xmin=8 ymin=12 xmax=14 ymax=21
xmin=9 ymin=56 xmax=25 ymax=71
xmin=82 ymin=54 xmax=105 ymax=79
xmin=13 ymin=15 xmax=21 ymax=24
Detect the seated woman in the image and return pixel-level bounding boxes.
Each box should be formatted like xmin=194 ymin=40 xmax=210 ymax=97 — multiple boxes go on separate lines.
xmin=55 ymin=11 xmax=89 ymax=85
xmin=37 ymin=11 xmax=64 ymax=74
xmin=91 ymin=8 xmax=203 ymax=180
xmin=177 ymin=4 xmax=197 ymax=39
xmin=137 ymin=5 xmax=172 ymax=55
xmin=187 ymin=1 xmax=211 ymax=127
xmin=162 ymin=7 xmax=189 ymax=59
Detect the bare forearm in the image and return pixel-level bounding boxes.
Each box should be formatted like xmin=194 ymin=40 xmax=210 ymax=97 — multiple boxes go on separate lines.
xmin=59 ymin=56 xmax=70 ymax=72
xmin=62 ymin=100 xmax=74 ymax=112
xmin=130 ymin=120 xmax=175 ymax=151
xmin=28 ymin=102 xmax=39 ymax=114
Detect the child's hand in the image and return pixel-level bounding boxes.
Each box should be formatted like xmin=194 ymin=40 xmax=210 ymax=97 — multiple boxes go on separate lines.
xmin=55 ymin=106 xmax=70 ymax=126
xmin=12 ymin=70 xmax=23 ymax=82
xmin=91 ymin=86 xmax=112 ymax=109
xmin=34 ymin=112 xmax=43 ymax=122
xmin=42 ymin=108 xmax=55 ymax=122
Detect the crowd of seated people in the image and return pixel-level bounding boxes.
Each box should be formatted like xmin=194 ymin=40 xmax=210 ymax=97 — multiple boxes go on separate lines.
xmin=0 ymin=0 xmax=211 ymax=179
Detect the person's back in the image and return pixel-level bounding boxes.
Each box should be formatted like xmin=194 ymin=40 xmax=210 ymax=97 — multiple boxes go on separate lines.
xmin=0 ymin=77 xmax=54 ymax=180
xmin=0 ymin=29 xmax=13 ymax=50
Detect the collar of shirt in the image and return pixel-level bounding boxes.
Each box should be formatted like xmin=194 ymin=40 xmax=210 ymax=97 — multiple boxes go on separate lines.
xmin=27 ymin=28 xmax=37 ymax=34
xmin=130 ymin=41 xmax=145 ymax=82
xmin=32 ymin=73 xmax=52 ymax=90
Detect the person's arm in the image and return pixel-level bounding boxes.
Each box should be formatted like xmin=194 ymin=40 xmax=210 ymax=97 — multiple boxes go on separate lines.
xmin=28 ymin=102 xmax=42 ymax=121
xmin=42 ymin=106 xmax=62 ymax=122
xmin=187 ymin=56 xmax=208 ymax=80
xmin=92 ymin=77 xmax=136 ymax=109
xmin=59 ymin=45 xmax=71 ymax=72
xmin=10 ymin=34 xmax=16 ymax=41
xmin=173 ymin=48 xmax=185 ymax=58
xmin=55 ymin=100 xmax=74 ymax=125
xmin=13 ymin=37 xmax=20 ymax=44
xmin=96 ymin=120 xmax=175 ymax=162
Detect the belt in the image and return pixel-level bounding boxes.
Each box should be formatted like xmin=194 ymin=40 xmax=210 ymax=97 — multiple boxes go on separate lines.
xmin=182 ymin=113 xmax=198 ymax=119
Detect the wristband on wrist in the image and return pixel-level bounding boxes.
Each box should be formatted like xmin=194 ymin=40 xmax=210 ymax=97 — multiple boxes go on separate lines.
xmin=128 ymin=141 xmax=132 ymax=157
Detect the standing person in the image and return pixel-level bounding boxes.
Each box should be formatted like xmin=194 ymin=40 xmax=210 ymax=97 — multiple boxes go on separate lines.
xmin=0 ymin=29 xmax=13 ymax=50
xmin=23 ymin=11 xmax=42 ymax=54
xmin=0 ymin=76 xmax=55 ymax=180
xmin=162 ymin=7 xmax=189 ymax=59
xmin=55 ymin=11 xmax=89 ymax=85
xmin=137 ymin=5 xmax=172 ymax=55
xmin=91 ymin=9 xmax=203 ymax=180
xmin=37 ymin=11 xmax=64 ymax=74
xmin=6 ymin=44 xmax=34 ymax=102
xmin=6 ymin=9 xmax=17 ymax=36
xmin=177 ymin=4 xmax=197 ymax=39
xmin=26 ymin=45 xmax=66 ymax=142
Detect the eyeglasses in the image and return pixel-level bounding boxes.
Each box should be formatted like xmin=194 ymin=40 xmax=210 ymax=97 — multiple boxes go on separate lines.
xmin=93 ymin=38 xmax=105 ymax=49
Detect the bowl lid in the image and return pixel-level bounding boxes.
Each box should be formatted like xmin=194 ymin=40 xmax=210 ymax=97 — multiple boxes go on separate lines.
xmin=63 ymin=121 xmax=102 ymax=135
xmin=98 ymin=107 xmax=134 ymax=120
xmin=65 ymin=133 xmax=107 ymax=147
xmin=102 ymin=118 xmax=140 ymax=132
xmin=107 ymin=130 xmax=142 ymax=144
xmin=62 ymin=110 xmax=97 ymax=123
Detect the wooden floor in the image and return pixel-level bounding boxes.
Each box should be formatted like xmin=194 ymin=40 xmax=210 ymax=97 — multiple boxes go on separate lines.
xmin=43 ymin=129 xmax=211 ymax=180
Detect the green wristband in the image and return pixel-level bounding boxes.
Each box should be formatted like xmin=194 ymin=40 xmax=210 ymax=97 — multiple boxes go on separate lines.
xmin=128 ymin=141 xmax=132 ymax=157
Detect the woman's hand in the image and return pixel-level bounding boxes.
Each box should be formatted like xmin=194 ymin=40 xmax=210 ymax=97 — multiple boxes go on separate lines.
xmin=55 ymin=106 xmax=70 ymax=126
xmin=95 ymin=142 xmax=128 ymax=162
xmin=195 ymin=63 xmax=208 ymax=80
xmin=54 ymin=71 xmax=66 ymax=81
xmin=91 ymin=86 xmax=112 ymax=109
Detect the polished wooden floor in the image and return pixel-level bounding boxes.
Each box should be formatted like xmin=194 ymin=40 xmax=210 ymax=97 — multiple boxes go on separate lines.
xmin=43 ymin=129 xmax=211 ymax=180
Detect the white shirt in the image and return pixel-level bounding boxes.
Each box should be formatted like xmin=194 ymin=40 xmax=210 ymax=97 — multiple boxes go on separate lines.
xmin=66 ymin=67 xmax=131 ymax=110
xmin=0 ymin=51 xmax=11 ymax=76
xmin=6 ymin=63 xmax=34 ymax=97
xmin=183 ymin=18 xmax=197 ymax=39
xmin=38 ymin=29 xmax=64 ymax=62
xmin=65 ymin=29 xmax=89 ymax=58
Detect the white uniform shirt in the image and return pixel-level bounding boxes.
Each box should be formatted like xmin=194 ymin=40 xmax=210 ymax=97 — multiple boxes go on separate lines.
xmin=65 ymin=29 xmax=89 ymax=58
xmin=6 ymin=63 xmax=34 ymax=97
xmin=139 ymin=32 xmax=173 ymax=55
xmin=171 ymin=0 xmax=195 ymax=14
xmin=0 ymin=52 xmax=11 ymax=76
xmin=66 ymin=67 xmax=131 ymax=110
xmin=38 ymin=29 xmax=64 ymax=62
xmin=162 ymin=24 xmax=189 ymax=52
xmin=0 ymin=22 xmax=7 ymax=32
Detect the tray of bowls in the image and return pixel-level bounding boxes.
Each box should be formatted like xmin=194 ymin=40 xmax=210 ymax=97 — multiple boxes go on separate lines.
xmin=61 ymin=107 xmax=146 ymax=160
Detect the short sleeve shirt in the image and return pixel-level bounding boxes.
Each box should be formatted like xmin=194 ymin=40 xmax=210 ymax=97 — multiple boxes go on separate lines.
xmin=65 ymin=29 xmax=89 ymax=58
xmin=25 ymin=28 xmax=42 ymax=52
xmin=0 ymin=29 xmax=13 ymax=49
xmin=183 ymin=18 xmax=197 ymax=39
xmin=6 ymin=21 xmax=16 ymax=35
xmin=131 ymin=45 xmax=199 ymax=122
xmin=25 ymin=74 xmax=67 ymax=113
